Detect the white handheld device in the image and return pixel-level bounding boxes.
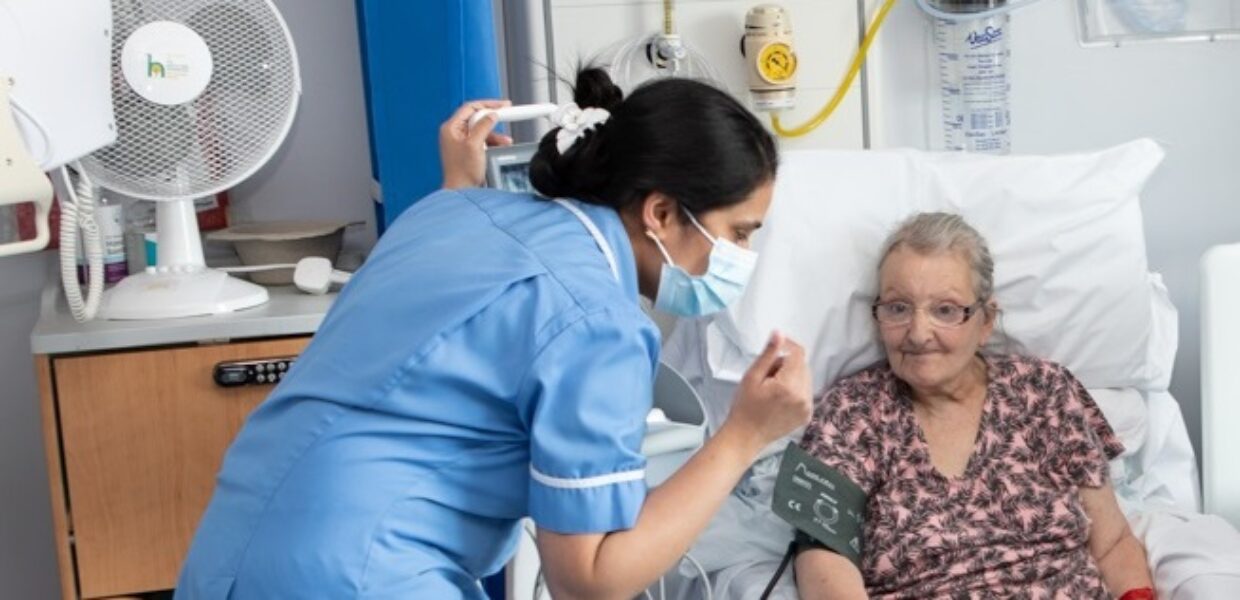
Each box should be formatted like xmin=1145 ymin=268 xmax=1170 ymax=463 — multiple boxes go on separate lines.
xmin=468 ymin=103 xmax=559 ymax=129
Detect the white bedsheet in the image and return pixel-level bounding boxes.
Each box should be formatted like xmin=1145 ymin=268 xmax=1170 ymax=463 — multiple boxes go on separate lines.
xmin=1133 ymin=509 xmax=1240 ymax=599
xmin=1124 ymin=390 xmax=1201 ymax=514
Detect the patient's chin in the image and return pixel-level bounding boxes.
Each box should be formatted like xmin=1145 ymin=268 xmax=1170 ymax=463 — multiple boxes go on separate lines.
xmin=892 ymin=355 xmax=953 ymax=390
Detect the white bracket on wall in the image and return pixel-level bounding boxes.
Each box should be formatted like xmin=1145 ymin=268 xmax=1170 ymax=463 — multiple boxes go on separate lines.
xmin=1201 ymin=242 xmax=1240 ymax=528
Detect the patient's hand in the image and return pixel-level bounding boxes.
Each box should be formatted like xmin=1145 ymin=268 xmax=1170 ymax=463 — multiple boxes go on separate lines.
xmin=723 ymin=331 xmax=813 ymax=451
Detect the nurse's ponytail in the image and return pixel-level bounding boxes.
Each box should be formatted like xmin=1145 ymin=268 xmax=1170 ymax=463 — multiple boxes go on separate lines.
xmin=528 ymin=67 xmax=778 ymax=214
xmin=528 ymin=68 xmax=623 ymax=202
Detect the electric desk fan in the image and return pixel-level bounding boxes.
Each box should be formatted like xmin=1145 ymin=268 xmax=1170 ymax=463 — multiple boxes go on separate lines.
xmin=75 ymin=0 xmax=301 ymax=320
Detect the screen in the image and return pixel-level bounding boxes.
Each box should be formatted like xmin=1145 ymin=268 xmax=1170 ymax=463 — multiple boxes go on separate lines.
xmin=485 ymin=143 xmax=538 ymax=193
xmin=498 ymin=162 xmax=533 ymax=193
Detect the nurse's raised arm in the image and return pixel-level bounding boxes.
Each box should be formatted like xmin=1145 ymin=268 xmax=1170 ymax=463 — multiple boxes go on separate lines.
xmin=440 ymin=98 xmax=513 ymax=189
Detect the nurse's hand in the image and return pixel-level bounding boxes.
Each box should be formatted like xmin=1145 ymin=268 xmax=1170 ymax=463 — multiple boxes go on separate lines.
xmin=725 ymin=331 xmax=813 ymax=450
xmin=440 ymin=99 xmax=515 ymax=190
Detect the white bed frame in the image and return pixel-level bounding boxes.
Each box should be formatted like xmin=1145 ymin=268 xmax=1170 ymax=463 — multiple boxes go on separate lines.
xmin=1201 ymin=243 xmax=1240 ymax=528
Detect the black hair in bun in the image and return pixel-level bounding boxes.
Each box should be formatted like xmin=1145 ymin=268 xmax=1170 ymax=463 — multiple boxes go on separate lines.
xmin=529 ymin=67 xmax=778 ymax=216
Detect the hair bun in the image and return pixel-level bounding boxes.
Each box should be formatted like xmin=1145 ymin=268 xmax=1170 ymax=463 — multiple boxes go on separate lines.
xmin=529 ymin=65 xmax=778 ymax=211
xmin=573 ymin=67 xmax=624 ymax=112
xmin=528 ymin=66 xmax=619 ymax=201
xmin=527 ymin=143 xmax=574 ymax=198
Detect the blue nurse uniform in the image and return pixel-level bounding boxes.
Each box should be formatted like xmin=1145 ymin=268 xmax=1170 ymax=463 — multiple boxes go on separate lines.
xmin=175 ymin=188 xmax=660 ymax=599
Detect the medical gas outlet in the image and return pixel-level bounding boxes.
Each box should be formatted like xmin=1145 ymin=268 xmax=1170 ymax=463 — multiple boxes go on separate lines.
xmin=743 ymin=4 xmax=797 ymax=112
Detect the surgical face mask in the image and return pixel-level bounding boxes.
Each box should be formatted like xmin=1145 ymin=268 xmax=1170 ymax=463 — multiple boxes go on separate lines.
xmin=646 ymin=210 xmax=758 ymax=318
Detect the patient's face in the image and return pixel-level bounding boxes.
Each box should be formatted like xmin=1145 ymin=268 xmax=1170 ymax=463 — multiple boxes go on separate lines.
xmin=876 ymin=247 xmax=993 ymax=393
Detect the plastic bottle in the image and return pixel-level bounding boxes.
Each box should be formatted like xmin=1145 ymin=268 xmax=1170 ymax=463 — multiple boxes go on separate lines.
xmin=932 ymin=0 xmax=1010 ymax=154
xmin=96 ymin=194 xmax=128 ymax=283
xmin=123 ymin=197 xmax=156 ymax=273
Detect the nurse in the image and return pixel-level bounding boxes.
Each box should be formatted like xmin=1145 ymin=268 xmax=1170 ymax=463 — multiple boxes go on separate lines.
xmin=176 ymin=67 xmax=812 ymax=599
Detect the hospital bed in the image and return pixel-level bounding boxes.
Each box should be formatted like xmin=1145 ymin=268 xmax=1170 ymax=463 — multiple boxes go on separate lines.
xmin=660 ymin=332 xmax=1239 ymax=599
xmin=509 ymin=141 xmax=1240 ymax=599
xmin=653 ymin=141 xmax=1240 ymax=599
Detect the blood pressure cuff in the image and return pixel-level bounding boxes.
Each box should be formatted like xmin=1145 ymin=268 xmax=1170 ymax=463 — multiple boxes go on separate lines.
xmin=770 ymin=442 xmax=866 ymax=567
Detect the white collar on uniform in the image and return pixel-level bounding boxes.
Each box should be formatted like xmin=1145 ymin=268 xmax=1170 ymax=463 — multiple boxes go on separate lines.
xmin=553 ymin=198 xmax=620 ymax=284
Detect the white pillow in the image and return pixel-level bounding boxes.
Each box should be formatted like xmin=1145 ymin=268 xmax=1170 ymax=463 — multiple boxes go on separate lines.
xmin=705 ymin=140 xmax=1176 ymax=392
xmin=1090 ymin=388 xmax=1149 ymax=458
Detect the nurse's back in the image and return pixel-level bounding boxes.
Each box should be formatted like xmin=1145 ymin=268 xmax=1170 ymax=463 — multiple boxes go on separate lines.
xmin=176 ymin=188 xmax=657 ymax=599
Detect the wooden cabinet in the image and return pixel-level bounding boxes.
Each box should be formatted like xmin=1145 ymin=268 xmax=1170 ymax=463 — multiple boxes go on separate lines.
xmin=36 ymin=336 xmax=310 ymax=600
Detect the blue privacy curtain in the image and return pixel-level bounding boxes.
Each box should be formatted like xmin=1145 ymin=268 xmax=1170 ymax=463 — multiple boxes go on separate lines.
xmin=354 ymin=5 xmax=509 ymax=598
xmin=355 ymin=0 xmax=502 ymax=232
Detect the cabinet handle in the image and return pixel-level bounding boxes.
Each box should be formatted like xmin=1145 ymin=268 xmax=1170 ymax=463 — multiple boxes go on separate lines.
xmin=213 ymin=356 xmax=299 ymax=387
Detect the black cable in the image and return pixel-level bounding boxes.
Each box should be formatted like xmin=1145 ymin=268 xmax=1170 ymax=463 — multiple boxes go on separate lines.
xmin=758 ymin=541 xmax=798 ymax=600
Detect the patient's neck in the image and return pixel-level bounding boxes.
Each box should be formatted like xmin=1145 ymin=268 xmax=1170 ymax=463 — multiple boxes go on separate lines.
xmin=909 ymin=356 xmax=988 ymax=413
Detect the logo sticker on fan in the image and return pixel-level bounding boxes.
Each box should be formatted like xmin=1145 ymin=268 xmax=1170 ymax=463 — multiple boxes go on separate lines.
xmin=121 ymin=21 xmax=214 ymax=106
xmin=146 ymin=54 xmax=192 ymax=79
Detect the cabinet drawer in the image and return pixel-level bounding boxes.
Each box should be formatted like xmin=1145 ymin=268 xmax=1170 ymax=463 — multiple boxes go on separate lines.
xmin=55 ymin=337 xmax=310 ymax=598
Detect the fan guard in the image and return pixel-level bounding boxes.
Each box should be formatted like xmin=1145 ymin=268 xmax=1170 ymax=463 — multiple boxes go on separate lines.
xmin=80 ymin=0 xmax=299 ymax=201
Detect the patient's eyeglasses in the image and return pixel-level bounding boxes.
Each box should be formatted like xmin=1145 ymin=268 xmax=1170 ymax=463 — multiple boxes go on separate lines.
xmin=871 ymin=300 xmax=984 ymax=328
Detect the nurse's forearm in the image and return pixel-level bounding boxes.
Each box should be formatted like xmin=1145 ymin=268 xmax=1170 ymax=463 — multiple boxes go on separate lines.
xmin=538 ymin=421 xmax=765 ymax=599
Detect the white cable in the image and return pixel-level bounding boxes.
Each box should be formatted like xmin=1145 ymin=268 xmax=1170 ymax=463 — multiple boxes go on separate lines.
xmin=524 ymin=523 xmax=548 ymax=600
xmin=611 ymin=34 xmax=645 ymax=90
xmin=914 ymin=0 xmax=1045 ymax=21
xmin=217 ymin=263 xmax=297 ymax=273
xmin=532 ymin=567 xmax=547 ymax=600
xmin=681 ymin=551 xmax=714 ymax=600
xmin=606 ymin=28 xmax=724 ymax=94
xmin=10 ymin=100 xmax=53 ymax=167
xmin=521 ymin=523 xmax=715 ymax=600
xmin=57 ymin=164 xmax=103 ymax=322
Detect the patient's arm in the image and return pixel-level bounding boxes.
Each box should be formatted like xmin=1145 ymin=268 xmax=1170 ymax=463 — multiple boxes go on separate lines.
xmin=794 ymin=548 xmax=868 ymax=600
xmin=1082 ymin=481 xmax=1153 ymax=594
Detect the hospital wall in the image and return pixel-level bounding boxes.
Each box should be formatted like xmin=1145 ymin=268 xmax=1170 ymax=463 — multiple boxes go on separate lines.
xmin=0 ymin=0 xmax=374 ymax=595
xmin=867 ymin=0 xmax=1240 ymax=466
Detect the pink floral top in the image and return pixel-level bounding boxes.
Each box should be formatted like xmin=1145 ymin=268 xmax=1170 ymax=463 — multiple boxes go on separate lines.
xmin=800 ymin=354 xmax=1124 ymax=599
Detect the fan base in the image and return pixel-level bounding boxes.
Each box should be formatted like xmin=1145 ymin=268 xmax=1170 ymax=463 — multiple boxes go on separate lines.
xmin=98 ymin=268 xmax=269 ymax=320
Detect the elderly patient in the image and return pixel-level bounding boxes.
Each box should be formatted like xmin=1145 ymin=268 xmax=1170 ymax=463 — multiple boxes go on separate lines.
xmin=795 ymin=213 xmax=1154 ymax=599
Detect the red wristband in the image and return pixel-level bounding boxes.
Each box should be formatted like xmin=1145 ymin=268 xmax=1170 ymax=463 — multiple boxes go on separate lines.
xmin=1119 ymin=587 xmax=1156 ymax=600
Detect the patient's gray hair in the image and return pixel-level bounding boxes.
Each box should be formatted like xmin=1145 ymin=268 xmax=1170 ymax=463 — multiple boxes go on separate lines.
xmin=879 ymin=212 xmax=995 ymax=302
